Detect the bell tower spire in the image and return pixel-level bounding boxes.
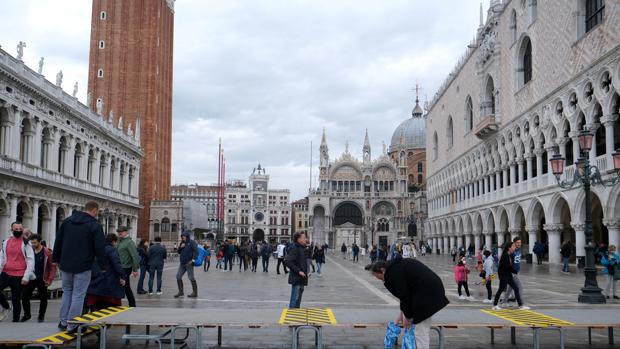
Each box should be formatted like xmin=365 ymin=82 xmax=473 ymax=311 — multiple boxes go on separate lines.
xmin=320 ymin=128 xmax=329 ymax=168
xmin=363 ymin=129 xmax=371 ymax=165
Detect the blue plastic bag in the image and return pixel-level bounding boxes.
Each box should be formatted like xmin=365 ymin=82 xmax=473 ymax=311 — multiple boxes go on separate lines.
xmin=194 ymin=246 xmax=206 ymax=267
xmin=384 ymin=321 xmax=401 ymax=349
xmin=401 ymin=325 xmax=416 ymax=349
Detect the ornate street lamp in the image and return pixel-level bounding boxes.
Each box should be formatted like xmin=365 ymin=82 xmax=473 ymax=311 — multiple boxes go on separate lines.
xmin=551 ymin=129 xmax=620 ymax=304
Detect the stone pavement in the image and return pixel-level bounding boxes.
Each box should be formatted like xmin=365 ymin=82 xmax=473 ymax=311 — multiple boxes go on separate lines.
xmin=7 ymin=252 xmax=619 ymax=348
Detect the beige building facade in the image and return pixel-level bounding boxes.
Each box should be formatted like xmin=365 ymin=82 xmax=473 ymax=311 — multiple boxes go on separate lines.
xmin=425 ymin=0 xmax=620 ymax=264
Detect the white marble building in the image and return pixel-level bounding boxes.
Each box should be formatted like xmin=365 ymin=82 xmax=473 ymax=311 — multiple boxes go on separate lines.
xmin=0 ymin=47 xmax=142 ymax=245
xmin=224 ymin=165 xmax=291 ymax=243
xmin=308 ymin=130 xmax=423 ymax=248
xmin=425 ymin=0 xmax=620 ymax=264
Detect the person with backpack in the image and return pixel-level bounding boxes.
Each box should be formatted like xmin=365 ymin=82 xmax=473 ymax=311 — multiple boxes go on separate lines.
xmin=147 ymin=237 xmax=167 ymax=295
xmin=454 ymin=257 xmax=473 ymax=300
xmin=261 ymin=241 xmax=272 ymax=273
xmin=20 ymin=234 xmax=56 ymax=322
xmin=136 ymin=239 xmax=149 ymax=295
xmin=174 ymin=232 xmax=198 ymax=298
xmin=0 ymin=222 xmax=35 ymax=322
xmin=352 ymin=243 xmax=360 ymax=262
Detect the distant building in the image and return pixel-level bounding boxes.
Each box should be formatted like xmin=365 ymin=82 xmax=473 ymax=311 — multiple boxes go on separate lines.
xmin=291 ymin=198 xmax=309 ymax=238
xmin=149 ymin=200 xmax=183 ymax=243
xmin=224 ymin=164 xmax=291 ymax=244
xmin=171 ymin=184 xmax=219 ymax=236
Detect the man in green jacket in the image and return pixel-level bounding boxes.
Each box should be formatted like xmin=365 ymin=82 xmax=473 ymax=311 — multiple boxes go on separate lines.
xmin=116 ymin=226 xmax=139 ymax=307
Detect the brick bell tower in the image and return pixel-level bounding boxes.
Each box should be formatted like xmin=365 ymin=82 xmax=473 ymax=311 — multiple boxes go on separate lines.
xmin=87 ymin=0 xmax=174 ymax=239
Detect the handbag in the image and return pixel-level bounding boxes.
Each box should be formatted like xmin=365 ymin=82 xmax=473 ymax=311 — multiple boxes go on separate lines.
xmin=479 ymin=270 xmax=486 ymax=279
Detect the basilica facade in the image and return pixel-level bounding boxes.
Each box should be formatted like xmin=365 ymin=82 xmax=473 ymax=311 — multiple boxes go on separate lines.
xmin=425 ymin=0 xmax=620 ymax=264
xmin=0 ymin=47 xmax=142 ymax=245
xmin=308 ymin=127 xmax=424 ymax=248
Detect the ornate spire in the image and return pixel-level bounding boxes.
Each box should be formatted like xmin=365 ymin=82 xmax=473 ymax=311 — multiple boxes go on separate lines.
xmin=321 ymin=127 xmax=327 ymax=146
xmin=479 ymin=2 xmax=483 ymax=27
xmin=412 ymin=82 xmax=424 ymax=118
xmin=363 ymin=129 xmax=370 ymax=147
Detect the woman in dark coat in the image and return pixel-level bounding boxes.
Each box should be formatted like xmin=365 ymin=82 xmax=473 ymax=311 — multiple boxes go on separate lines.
xmin=87 ymin=234 xmax=126 ymax=311
xmin=366 ymin=258 xmax=449 ymax=349
xmin=492 ymin=242 xmax=528 ymax=310
xmin=313 ymin=245 xmax=325 ymax=275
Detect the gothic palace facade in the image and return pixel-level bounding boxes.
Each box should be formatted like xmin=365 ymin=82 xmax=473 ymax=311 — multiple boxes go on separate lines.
xmin=0 ymin=47 xmax=142 ymax=245
xmin=425 ymin=0 xmax=620 ymax=264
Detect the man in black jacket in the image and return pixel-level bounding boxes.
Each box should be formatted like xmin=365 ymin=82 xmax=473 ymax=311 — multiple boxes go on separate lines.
xmin=53 ymin=201 xmax=106 ymax=333
xmin=284 ymin=232 xmax=308 ymax=308
xmin=366 ymin=259 xmax=449 ymax=349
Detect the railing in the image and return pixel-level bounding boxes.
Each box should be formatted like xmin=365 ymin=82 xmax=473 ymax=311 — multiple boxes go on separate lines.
xmin=474 ymin=114 xmax=499 ymax=139
xmin=0 ymin=156 xmax=139 ymax=205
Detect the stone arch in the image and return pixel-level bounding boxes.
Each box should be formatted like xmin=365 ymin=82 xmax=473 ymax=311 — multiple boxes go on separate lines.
xmin=333 ymin=201 xmax=364 ymax=226
xmin=16 ymin=199 xmax=32 ymax=227
xmin=484 ymin=75 xmax=496 ymax=115
xmin=573 ymin=188 xmax=607 ymax=244
xmin=37 ymin=202 xmax=52 ymax=241
xmin=526 ymin=198 xmax=546 ymax=228
xmin=517 ymin=35 xmax=533 ymax=88
xmin=0 ymin=197 xmax=10 ymax=233
xmin=19 ymin=117 xmax=34 ymax=162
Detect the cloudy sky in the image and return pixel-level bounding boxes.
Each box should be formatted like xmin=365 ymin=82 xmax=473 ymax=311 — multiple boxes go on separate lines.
xmin=0 ymin=0 xmax=489 ymax=199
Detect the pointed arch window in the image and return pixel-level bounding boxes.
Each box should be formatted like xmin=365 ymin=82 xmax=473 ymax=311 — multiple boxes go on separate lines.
xmin=465 ymin=96 xmax=473 ymax=132
xmin=586 ymin=0 xmax=604 ymax=32
xmin=432 ymin=132 xmax=438 ymax=160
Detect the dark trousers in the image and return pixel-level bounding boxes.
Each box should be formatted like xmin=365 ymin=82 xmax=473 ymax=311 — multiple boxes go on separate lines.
xmin=0 ymin=272 xmax=24 ymax=321
xmin=353 ymin=253 xmax=359 ymax=262
xmin=203 ymin=259 xmax=210 ymax=271
xmin=536 ymin=253 xmax=543 ymax=264
xmin=262 ymin=256 xmax=270 ymax=272
xmin=457 ymin=281 xmax=470 ymax=297
xmin=494 ymin=278 xmax=522 ymax=306
xmin=122 ymin=268 xmax=136 ymax=307
xmin=485 ymin=279 xmax=493 ymax=300
xmin=137 ymin=265 xmax=148 ymax=293
xmin=225 ymin=256 xmax=233 ymax=270
xmin=238 ymin=256 xmax=247 ymax=271
xmin=277 ymin=258 xmax=288 ymax=274
xmin=148 ymin=265 xmax=163 ymax=293
xmin=22 ymin=278 xmax=48 ymax=319
xmin=251 ymin=257 xmax=258 ymax=272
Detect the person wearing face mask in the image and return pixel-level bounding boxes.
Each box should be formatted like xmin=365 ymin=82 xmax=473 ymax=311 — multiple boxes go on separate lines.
xmin=0 ymin=222 xmax=35 ymax=322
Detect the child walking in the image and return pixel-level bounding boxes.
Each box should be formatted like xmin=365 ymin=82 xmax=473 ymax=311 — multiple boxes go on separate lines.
xmin=454 ymin=257 xmax=473 ymax=300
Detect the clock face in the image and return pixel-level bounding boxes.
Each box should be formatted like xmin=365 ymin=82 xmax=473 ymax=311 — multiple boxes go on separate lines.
xmin=254 ymin=212 xmax=264 ymax=222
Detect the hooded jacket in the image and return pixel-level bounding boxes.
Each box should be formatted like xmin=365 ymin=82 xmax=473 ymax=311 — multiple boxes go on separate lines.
xmin=383 ymin=258 xmax=449 ymax=324
xmin=53 ymin=211 xmax=106 ymax=273
xmin=88 ymin=243 xmax=126 ymax=299
xmin=178 ymin=232 xmax=197 ymax=265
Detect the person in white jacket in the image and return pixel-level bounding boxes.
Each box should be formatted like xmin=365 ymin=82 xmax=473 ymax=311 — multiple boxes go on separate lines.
xmin=0 ymin=222 xmax=35 ymax=322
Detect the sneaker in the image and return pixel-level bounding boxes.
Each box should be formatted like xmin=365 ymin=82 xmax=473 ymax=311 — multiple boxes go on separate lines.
xmin=458 ymin=295 xmax=465 ymax=300
xmin=467 ymin=296 xmax=475 ymax=301
xmin=519 ymin=306 xmax=531 ymax=310
xmin=20 ymin=314 xmax=31 ymax=322
xmin=148 ymin=292 xmax=153 ymax=296
xmin=482 ymin=299 xmax=492 ymax=304
xmin=492 ymin=305 xmax=502 ymax=310
xmin=58 ymin=321 xmax=67 ymax=330
xmin=156 ymin=291 xmax=162 ymax=295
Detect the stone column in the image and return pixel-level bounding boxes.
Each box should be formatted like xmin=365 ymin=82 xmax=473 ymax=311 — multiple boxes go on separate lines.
xmin=65 ymin=137 xmax=75 ymax=177
xmin=433 ymin=237 xmax=438 ymax=253
xmin=92 ymin=150 xmax=101 ymax=184
xmin=8 ymin=196 xmax=18 ymax=239
xmin=605 ymin=221 xmax=620 ymax=252
xmin=526 ymin=227 xmax=537 ymax=254
xmin=31 ymin=199 xmax=39 ymax=232
xmin=586 ymin=123 xmax=598 ymax=162
xmin=572 ymin=223 xmax=585 ymax=258
xmin=9 ymin=109 xmax=22 ymax=159
xmin=526 ymin=154 xmax=534 ymax=180
xmin=49 ymin=203 xmax=57 ymax=247
xmin=502 ymin=167 xmax=508 ymax=188
xmin=497 ymin=231 xmax=505 ymax=255
xmin=517 ymin=158 xmax=524 ymax=183
xmin=474 ymin=233 xmax=481 ymax=253
xmin=509 ymin=161 xmax=516 ymax=186
xmin=495 ymin=170 xmax=501 ymax=190
xmin=603 ymin=115 xmax=618 ymax=161
xmin=130 ymin=216 xmax=138 ymax=240
xmin=0 ymin=117 xmax=12 ymax=156
xmin=544 ymin=224 xmax=562 ymax=264
xmin=465 ymin=233 xmax=472 ymax=250
xmin=535 ymin=148 xmax=544 ymax=178
xmin=449 ymin=235 xmax=454 ymax=250
xmin=31 ymin=119 xmax=42 ymax=166
xmin=509 ymin=229 xmax=520 ymax=242
xmin=569 ymin=131 xmax=581 ymax=165
xmin=443 ymin=236 xmax=449 ymax=255
xmin=484 ymin=231 xmax=492 ymax=251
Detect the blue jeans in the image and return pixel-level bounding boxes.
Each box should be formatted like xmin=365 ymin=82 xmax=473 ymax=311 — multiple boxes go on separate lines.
xmin=562 ymin=257 xmax=569 ymax=272
xmin=59 ymin=270 xmax=91 ymax=330
xmin=316 ymin=262 xmax=322 ymax=274
xmin=289 ymin=284 xmax=304 ymax=308
xmin=137 ymin=265 xmax=148 ymax=292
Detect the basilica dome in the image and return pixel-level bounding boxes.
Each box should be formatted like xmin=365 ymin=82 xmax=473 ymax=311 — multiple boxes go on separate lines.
xmin=389 ymin=99 xmax=426 ymax=152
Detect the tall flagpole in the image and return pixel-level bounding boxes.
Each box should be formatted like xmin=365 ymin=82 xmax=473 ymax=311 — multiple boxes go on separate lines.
xmin=309 ymin=141 xmax=313 ymax=193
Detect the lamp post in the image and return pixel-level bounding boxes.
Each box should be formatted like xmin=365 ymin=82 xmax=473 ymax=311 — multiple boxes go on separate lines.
xmin=550 ymin=129 xmax=620 ymax=304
